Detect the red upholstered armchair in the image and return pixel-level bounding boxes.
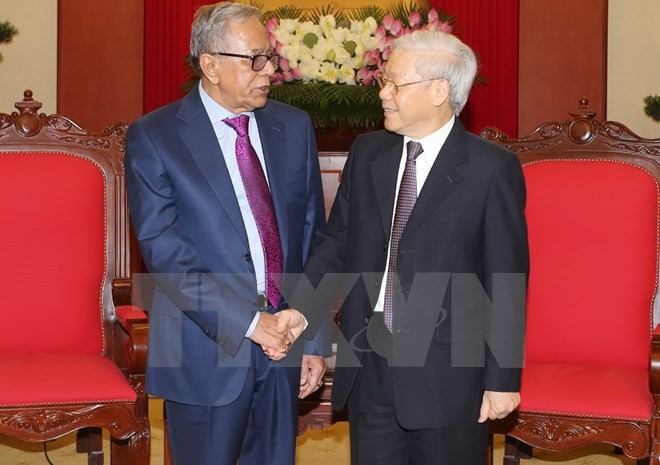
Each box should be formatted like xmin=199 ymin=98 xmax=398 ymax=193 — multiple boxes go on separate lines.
xmin=0 ymin=91 xmax=150 ymax=464
xmin=481 ymin=99 xmax=660 ymax=465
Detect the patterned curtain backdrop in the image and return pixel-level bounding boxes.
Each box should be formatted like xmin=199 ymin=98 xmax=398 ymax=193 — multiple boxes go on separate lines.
xmin=144 ymin=0 xmax=217 ymax=114
xmin=430 ymin=0 xmax=519 ymax=137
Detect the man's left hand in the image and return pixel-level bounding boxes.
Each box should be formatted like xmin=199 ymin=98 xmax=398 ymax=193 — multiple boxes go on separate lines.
xmin=299 ymin=355 xmax=325 ymax=399
xmin=478 ymin=391 xmax=520 ymax=423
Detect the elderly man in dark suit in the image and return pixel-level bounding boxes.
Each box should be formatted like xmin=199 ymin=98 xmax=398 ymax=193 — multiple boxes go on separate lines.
xmin=125 ymin=3 xmax=330 ymax=465
xmin=297 ymin=30 xmax=529 ymax=465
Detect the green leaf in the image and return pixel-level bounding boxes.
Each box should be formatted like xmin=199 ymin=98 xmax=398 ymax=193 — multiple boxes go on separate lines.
xmin=268 ymin=83 xmax=383 ymax=128
xmin=644 ymin=95 xmax=660 ymax=122
xmin=0 ymin=20 xmax=19 ymax=44
xmin=347 ymin=5 xmax=386 ymax=24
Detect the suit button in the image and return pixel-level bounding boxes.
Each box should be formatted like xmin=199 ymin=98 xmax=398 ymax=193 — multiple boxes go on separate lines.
xmin=374 ymin=280 xmax=379 ymax=287
xmin=245 ymin=253 xmax=252 ymax=262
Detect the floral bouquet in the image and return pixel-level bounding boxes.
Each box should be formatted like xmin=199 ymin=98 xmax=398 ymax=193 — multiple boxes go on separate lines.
xmin=262 ymin=2 xmax=454 ymax=128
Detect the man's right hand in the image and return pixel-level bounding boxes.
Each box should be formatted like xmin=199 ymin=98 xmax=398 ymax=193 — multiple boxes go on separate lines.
xmin=249 ymin=312 xmax=295 ymax=361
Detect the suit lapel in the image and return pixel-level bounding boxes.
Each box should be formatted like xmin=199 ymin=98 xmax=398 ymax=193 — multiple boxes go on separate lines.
xmin=371 ymin=137 xmax=405 ymax=237
xmin=254 ymin=109 xmax=289 ymax=265
xmin=177 ymin=87 xmax=250 ymax=249
xmin=403 ymin=120 xmax=467 ymax=240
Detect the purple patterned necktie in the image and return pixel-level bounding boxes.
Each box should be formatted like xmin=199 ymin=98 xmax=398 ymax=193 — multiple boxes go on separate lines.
xmin=384 ymin=141 xmax=424 ymax=332
xmin=224 ymin=114 xmax=282 ymax=307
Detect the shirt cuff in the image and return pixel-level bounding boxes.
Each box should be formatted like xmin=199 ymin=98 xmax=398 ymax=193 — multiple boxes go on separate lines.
xmin=245 ymin=312 xmax=260 ymax=338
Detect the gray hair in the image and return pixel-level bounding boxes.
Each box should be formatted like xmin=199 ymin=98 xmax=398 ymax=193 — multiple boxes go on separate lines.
xmin=189 ymin=2 xmax=262 ymax=76
xmin=392 ymin=30 xmax=477 ymax=115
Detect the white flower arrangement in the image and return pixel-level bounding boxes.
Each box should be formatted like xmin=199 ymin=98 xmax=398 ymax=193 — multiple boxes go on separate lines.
xmin=262 ymin=3 xmax=456 ymax=128
xmin=264 ymin=3 xmax=453 ymax=86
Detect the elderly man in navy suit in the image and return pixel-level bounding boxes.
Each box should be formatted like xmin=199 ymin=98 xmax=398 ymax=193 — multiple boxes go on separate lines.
xmin=298 ymin=30 xmax=529 ymax=465
xmin=125 ymin=3 xmax=330 ymax=465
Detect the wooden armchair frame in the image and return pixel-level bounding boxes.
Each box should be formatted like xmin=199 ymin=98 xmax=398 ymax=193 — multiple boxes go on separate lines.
xmin=0 ymin=90 xmax=150 ymax=464
xmin=482 ymin=99 xmax=660 ymax=465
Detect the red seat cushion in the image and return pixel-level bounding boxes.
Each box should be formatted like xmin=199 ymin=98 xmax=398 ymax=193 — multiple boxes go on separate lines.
xmin=519 ymin=361 xmax=652 ymax=421
xmin=0 ymin=353 xmax=137 ymax=407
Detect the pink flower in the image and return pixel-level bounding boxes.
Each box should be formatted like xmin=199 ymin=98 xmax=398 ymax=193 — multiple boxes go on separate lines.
xmin=356 ymin=67 xmax=375 ymax=86
xmin=363 ymin=49 xmax=381 ymax=67
xmin=270 ymin=73 xmax=284 ymax=85
xmin=409 ymin=11 xmax=423 ymax=28
xmin=375 ymin=23 xmax=387 ymax=40
xmin=290 ymin=68 xmax=303 ymax=80
xmin=382 ymin=13 xmax=404 ymax=36
xmin=279 ymin=57 xmax=290 ymax=72
xmin=382 ymin=13 xmax=395 ymax=30
xmin=282 ymin=71 xmax=296 ymax=82
xmin=439 ymin=21 xmax=453 ymax=33
xmin=380 ymin=45 xmax=392 ymax=61
xmin=389 ymin=18 xmax=404 ymax=36
xmin=264 ymin=17 xmax=278 ymax=33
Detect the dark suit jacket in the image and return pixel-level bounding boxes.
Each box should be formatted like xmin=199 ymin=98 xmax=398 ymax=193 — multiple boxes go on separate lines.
xmin=302 ymin=120 xmax=529 ymax=429
xmin=125 ymin=86 xmax=329 ymax=407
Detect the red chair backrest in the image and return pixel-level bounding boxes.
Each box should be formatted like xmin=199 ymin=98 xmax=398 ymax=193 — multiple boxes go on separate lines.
xmin=0 ymin=151 xmax=107 ymax=354
xmin=523 ymin=158 xmax=657 ymax=370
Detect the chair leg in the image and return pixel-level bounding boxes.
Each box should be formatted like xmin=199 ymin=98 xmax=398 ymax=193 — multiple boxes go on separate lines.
xmin=503 ymin=436 xmax=533 ymax=465
xmin=614 ymin=445 xmax=650 ymax=464
xmin=110 ymin=420 xmax=150 ymax=465
xmin=518 ymin=441 xmax=533 ymax=459
xmin=111 ymin=393 xmax=151 ymax=465
xmin=76 ymin=427 xmax=104 ymax=465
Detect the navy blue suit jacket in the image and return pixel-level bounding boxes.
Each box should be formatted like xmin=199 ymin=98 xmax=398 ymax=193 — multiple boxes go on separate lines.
xmin=126 ymin=86 xmax=329 ymax=406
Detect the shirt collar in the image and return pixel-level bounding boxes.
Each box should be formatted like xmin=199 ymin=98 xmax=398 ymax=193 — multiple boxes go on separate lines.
xmin=404 ymin=116 xmax=455 ymax=158
xmin=198 ymin=81 xmax=254 ymax=124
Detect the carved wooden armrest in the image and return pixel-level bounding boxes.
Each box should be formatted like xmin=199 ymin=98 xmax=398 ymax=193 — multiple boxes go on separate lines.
xmin=114 ymin=305 xmax=149 ymax=380
xmin=649 ymin=324 xmax=660 ymax=396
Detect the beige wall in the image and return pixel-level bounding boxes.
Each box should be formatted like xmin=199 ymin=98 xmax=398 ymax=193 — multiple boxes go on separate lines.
xmin=0 ymin=0 xmax=57 ymax=115
xmin=608 ymin=0 xmax=660 ymax=138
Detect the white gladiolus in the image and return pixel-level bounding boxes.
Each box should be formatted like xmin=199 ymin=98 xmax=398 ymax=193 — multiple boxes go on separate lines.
xmin=363 ymin=17 xmax=378 ymax=34
xmin=319 ymin=15 xmax=337 ymax=38
xmin=329 ymin=27 xmax=350 ymax=44
xmin=273 ymin=27 xmax=292 ymax=46
xmin=281 ymin=44 xmax=302 ymax=67
xmin=311 ymin=39 xmax=332 ymax=62
xmin=337 ymin=65 xmax=356 ymax=85
xmin=298 ymin=60 xmax=320 ymax=82
xmin=333 ymin=46 xmax=351 ymax=65
xmin=279 ymin=18 xmax=299 ymax=33
xmin=318 ymin=62 xmax=338 ymax=84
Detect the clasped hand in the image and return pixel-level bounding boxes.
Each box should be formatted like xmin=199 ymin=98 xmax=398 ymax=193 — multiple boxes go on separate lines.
xmin=248 ymin=308 xmax=306 ymax=361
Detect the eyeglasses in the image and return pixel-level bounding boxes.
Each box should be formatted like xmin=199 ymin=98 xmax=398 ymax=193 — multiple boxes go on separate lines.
xmin=210 ymin=51 xmax=280 ymax=71
xmin=374 ymin=71 xmax=441 ymax=95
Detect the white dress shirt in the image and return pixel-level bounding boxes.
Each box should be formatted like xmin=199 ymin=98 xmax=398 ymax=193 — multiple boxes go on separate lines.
xmin=373 ymin=116 xmax=455 ymax=313
xmin=199 ymin=83 xmax=269 ymax=336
